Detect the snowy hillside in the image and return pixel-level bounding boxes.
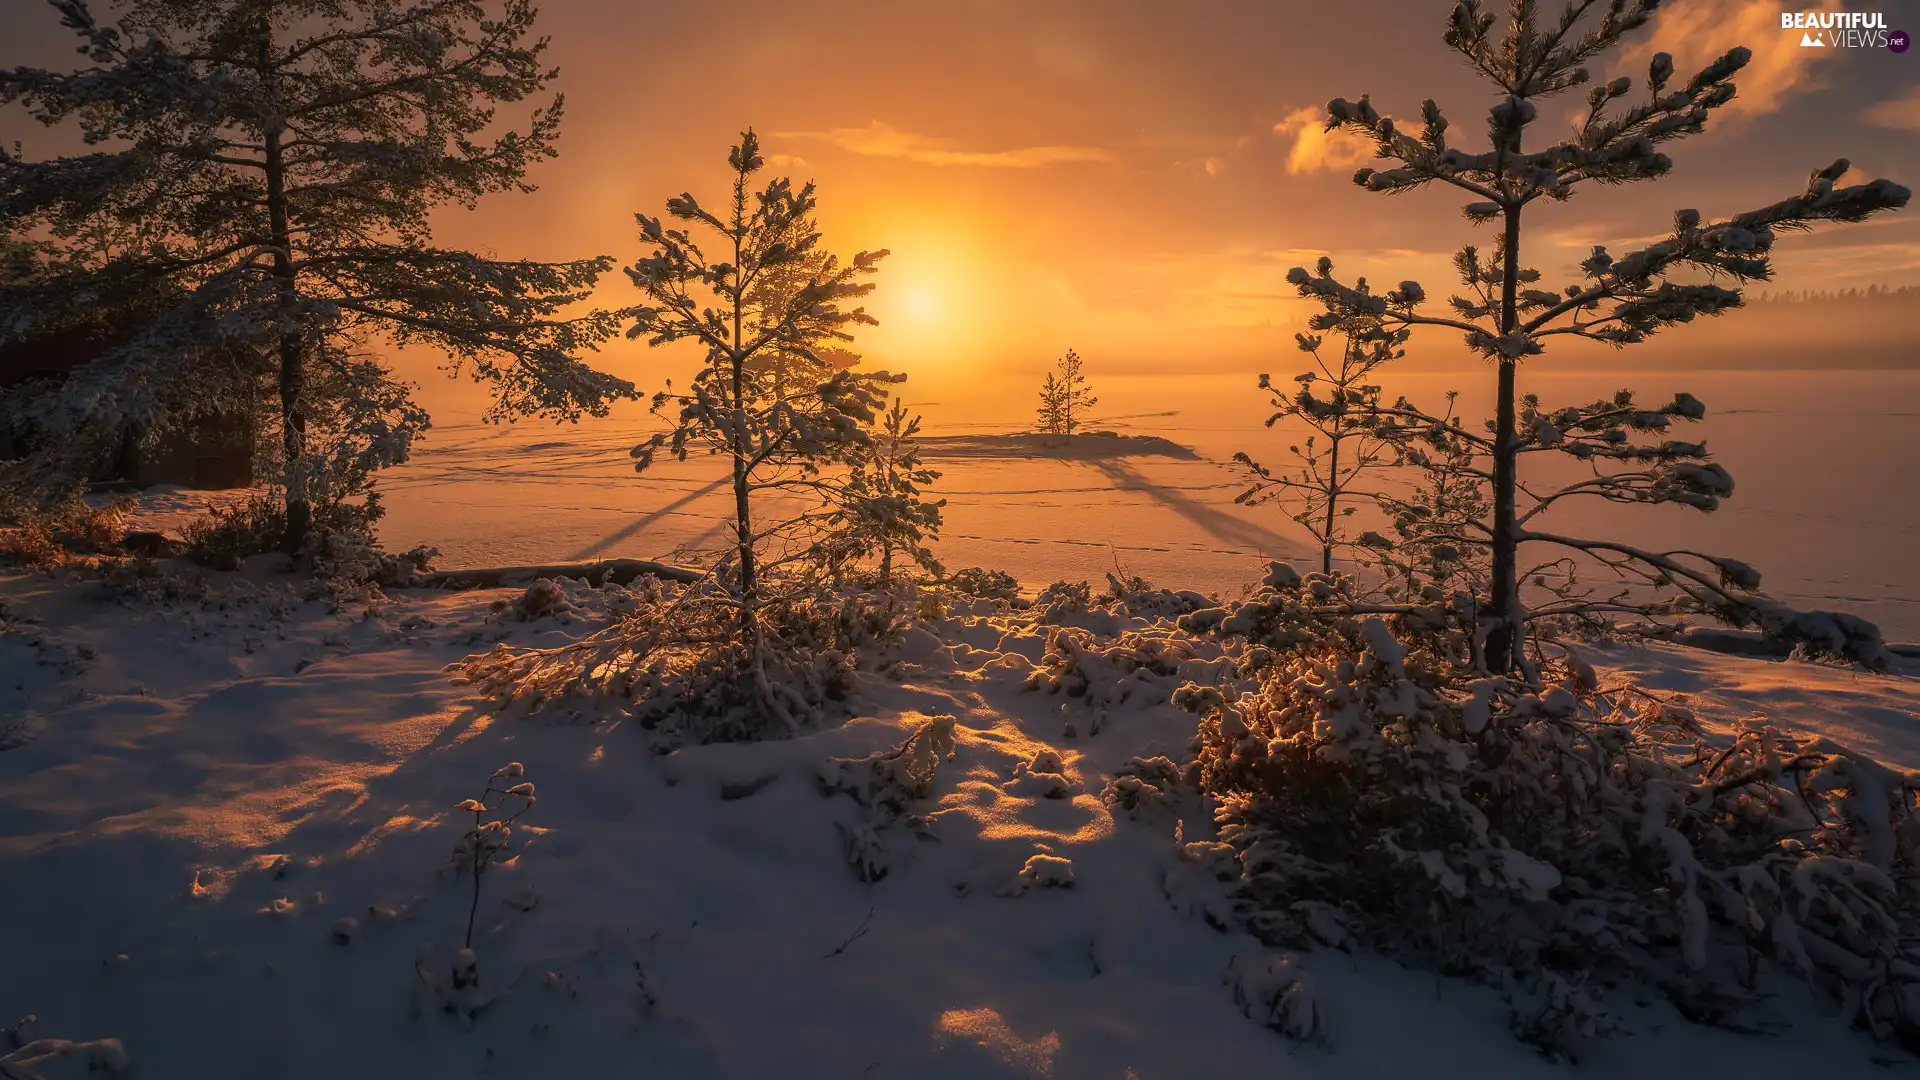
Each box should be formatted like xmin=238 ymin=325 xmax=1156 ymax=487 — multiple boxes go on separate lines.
xmin=4 ymin=566 xmax=1919 ymax=1078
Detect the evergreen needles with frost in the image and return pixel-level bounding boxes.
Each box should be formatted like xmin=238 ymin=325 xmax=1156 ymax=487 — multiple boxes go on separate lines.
xmin=1277 ymin=0 xmax=1908 ymax=671
xmin=462 ymin=131 xmax=922 ymax=742
xmin=1234 ymin=303 xmax=1405 ymax=576
xmin=823 ymin=396 xmax=945 ymax=588
xmin=0 ymin=0 xmax=634 ymax=551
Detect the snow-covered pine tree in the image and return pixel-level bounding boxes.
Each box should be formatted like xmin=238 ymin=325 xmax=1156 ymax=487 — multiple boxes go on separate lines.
xmin=1035 ymin=348 xmax=1096 ymax=442
xmin=0 ymin=0 xmax=634 ymax=552
xmin=824 ymin=396 xmax=944 ymax=587
xmin=1234 ymin=282 xmax=1405 ymax=575
xmin=1286 ymin=0 xmax=1909 ymax=670
xmin=744 ymin=209 xmax=864 ymax=402
xmin=626 ymin=129 xmax=898 ymax=646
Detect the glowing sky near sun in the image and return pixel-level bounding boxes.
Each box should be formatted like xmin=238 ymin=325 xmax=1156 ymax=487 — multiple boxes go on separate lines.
xmin=3 ymin=0 xmax=1916 ymax=415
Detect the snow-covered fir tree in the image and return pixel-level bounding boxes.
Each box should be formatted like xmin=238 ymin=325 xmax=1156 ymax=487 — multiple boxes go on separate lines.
xmin=1283 ymin=0 xmax=1909 ymax=670
xmin=1234 ymin=290 xmax=1405 ymax=575
xmin=1035 ymin=348 xmax=1096 ymax=441
xmin=823 ymin=397 xmax=944 ymax=587
xmin=626 ymin=129 xmax=897 ymax=643
xmin=0 ymin=0 xmax=633 ymax=551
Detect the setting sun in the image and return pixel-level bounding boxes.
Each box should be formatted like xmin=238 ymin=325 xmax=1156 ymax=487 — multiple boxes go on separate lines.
xmin=896 ymin=281 xmax=940 ymax=324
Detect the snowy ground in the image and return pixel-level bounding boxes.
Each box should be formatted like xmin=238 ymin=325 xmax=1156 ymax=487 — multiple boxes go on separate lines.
xmin=5 ymin=567 xmax=1920 ymax=1077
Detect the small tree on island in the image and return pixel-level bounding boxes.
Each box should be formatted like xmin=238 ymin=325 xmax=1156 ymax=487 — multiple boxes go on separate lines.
xmin=1035 ymin=348 xmax=1096 ymax=442
xmin=0 ymin=0 xmax=635 ymax=554
xmin=1278 ymin=0 xmax=1907 ymax=671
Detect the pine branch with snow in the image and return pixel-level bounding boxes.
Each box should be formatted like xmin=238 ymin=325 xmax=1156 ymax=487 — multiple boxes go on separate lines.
xmin=1281 ymin=0 xmax=1909 ymax=672
xmin=0 ymin=0 xmax=634 ymax=550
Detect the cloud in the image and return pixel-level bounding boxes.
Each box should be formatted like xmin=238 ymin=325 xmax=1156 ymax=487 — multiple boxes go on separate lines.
xmin=1865 ymin=87 xmax=1920 ymax=133
xmin=1272 ymin=106 xmax=1374 ymax=176
xmin=765 ymin=153 xmax=811 ymax=171
xmin=1616 ymin=0 xmax=1840 ymax=119
xmin=775 ymin=121 xmax=1111 ymax=168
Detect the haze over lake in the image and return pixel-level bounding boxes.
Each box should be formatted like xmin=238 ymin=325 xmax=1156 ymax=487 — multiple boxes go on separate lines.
xmin=379 ymin=366 xmax=1920 ymax=642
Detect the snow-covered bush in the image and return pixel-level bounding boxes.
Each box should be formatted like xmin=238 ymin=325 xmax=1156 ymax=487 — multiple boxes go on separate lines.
xmin=1224 ymin=952 xmax=1326 ymax=1045
xmin=1024 ymin=626 xmax=1195 ymax=710
xmin=180 ymin=490 xmax=435 ymax=592
xmin=1098 ymin=571 xmax=1211 ymax=619
xmin=943 ymin=567 xmax=1021 ymax=603
xmin=1102 ymin=755 xmax=1185 ymax=818
xmin=1186 ymin=614 xmax=1920 ymax=1059
xmin=458 ymin=576 xmax=878 ymax=743
xmin=0 ymin=497 xmax=131 ymax=568
xmin=818 ymin=714 xmax=956 ymax=881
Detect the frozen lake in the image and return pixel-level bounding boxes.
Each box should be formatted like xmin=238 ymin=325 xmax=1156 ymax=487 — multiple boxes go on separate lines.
xmin=376 ymin=368 xmax=1920 ymax=642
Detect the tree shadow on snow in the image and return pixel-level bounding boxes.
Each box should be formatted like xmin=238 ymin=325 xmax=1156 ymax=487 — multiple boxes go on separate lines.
xmin=1085 ymin=458 xmax=1307 ymax=563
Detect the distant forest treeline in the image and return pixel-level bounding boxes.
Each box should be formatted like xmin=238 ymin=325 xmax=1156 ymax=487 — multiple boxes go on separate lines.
xmin=1747 ymin=284 xmax=1920 ymax=307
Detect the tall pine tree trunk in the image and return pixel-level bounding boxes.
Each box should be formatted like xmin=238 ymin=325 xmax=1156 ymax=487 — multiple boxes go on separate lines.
xmin=1486 ymin=204 xmax=1524 ymax=673
xmin=730 ymin=267 xmax=758 ymax=639
xmin=259 ymin=30 xmax=310 ymax=557
xmin=1321 ymin=408 xmax=1341 ymax=577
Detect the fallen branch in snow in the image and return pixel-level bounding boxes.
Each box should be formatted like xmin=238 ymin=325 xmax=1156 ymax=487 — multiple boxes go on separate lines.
xmin=821 ymin=906 xmax=875 ymax=959
xmin=416 ymin=558 xmax=701 ymax=591
xmin=1 ymin=1015 xmax=129 ymax=1078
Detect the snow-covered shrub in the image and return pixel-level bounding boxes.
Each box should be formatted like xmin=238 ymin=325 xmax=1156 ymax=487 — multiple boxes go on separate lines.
xmin=1033 ymin=580 xmax=1093 ymax=622
xmin=1098 ymin=571 xmax=1211 ymax=620
xmin=1008 ymin=853 xmax=1075 ymax=892
xmin=458 ymin=577 xmax=871 ymax=743
xmin=1187 ymin=614 xmax=1920 ymax=1058
xmin=1224 ymin=951 xmax=1325 ymax=1045
xmin=180 ymin=489 xmax=433 ymax=592
xmin=1005 ymin=748 xmax=1072 ymax=800
xmin=0 ymin=497 xmax=131 ymax=568
xmin=943 ymin=567 xmax=1021 ymax=602
xmin=490 ymin=578 xmax=576 ymax=623
xmin=818 ymin=715 xmax=956 ymax=881
xmin=179 ymin=495 xmax=286 ymax=570
xmin=1024 ymin=626 xmax=1195 ymax=710
xmin=1102 ymin=756 xmax=1184 ymax=817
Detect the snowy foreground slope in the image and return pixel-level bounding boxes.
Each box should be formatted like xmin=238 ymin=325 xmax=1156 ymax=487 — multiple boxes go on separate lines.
xmin=4 ymin=570 xmax=1920 ymax=1078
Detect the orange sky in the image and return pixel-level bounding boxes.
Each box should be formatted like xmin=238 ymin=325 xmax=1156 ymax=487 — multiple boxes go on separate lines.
xmin=5 ymin=0 xmax=1919 ymax=418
